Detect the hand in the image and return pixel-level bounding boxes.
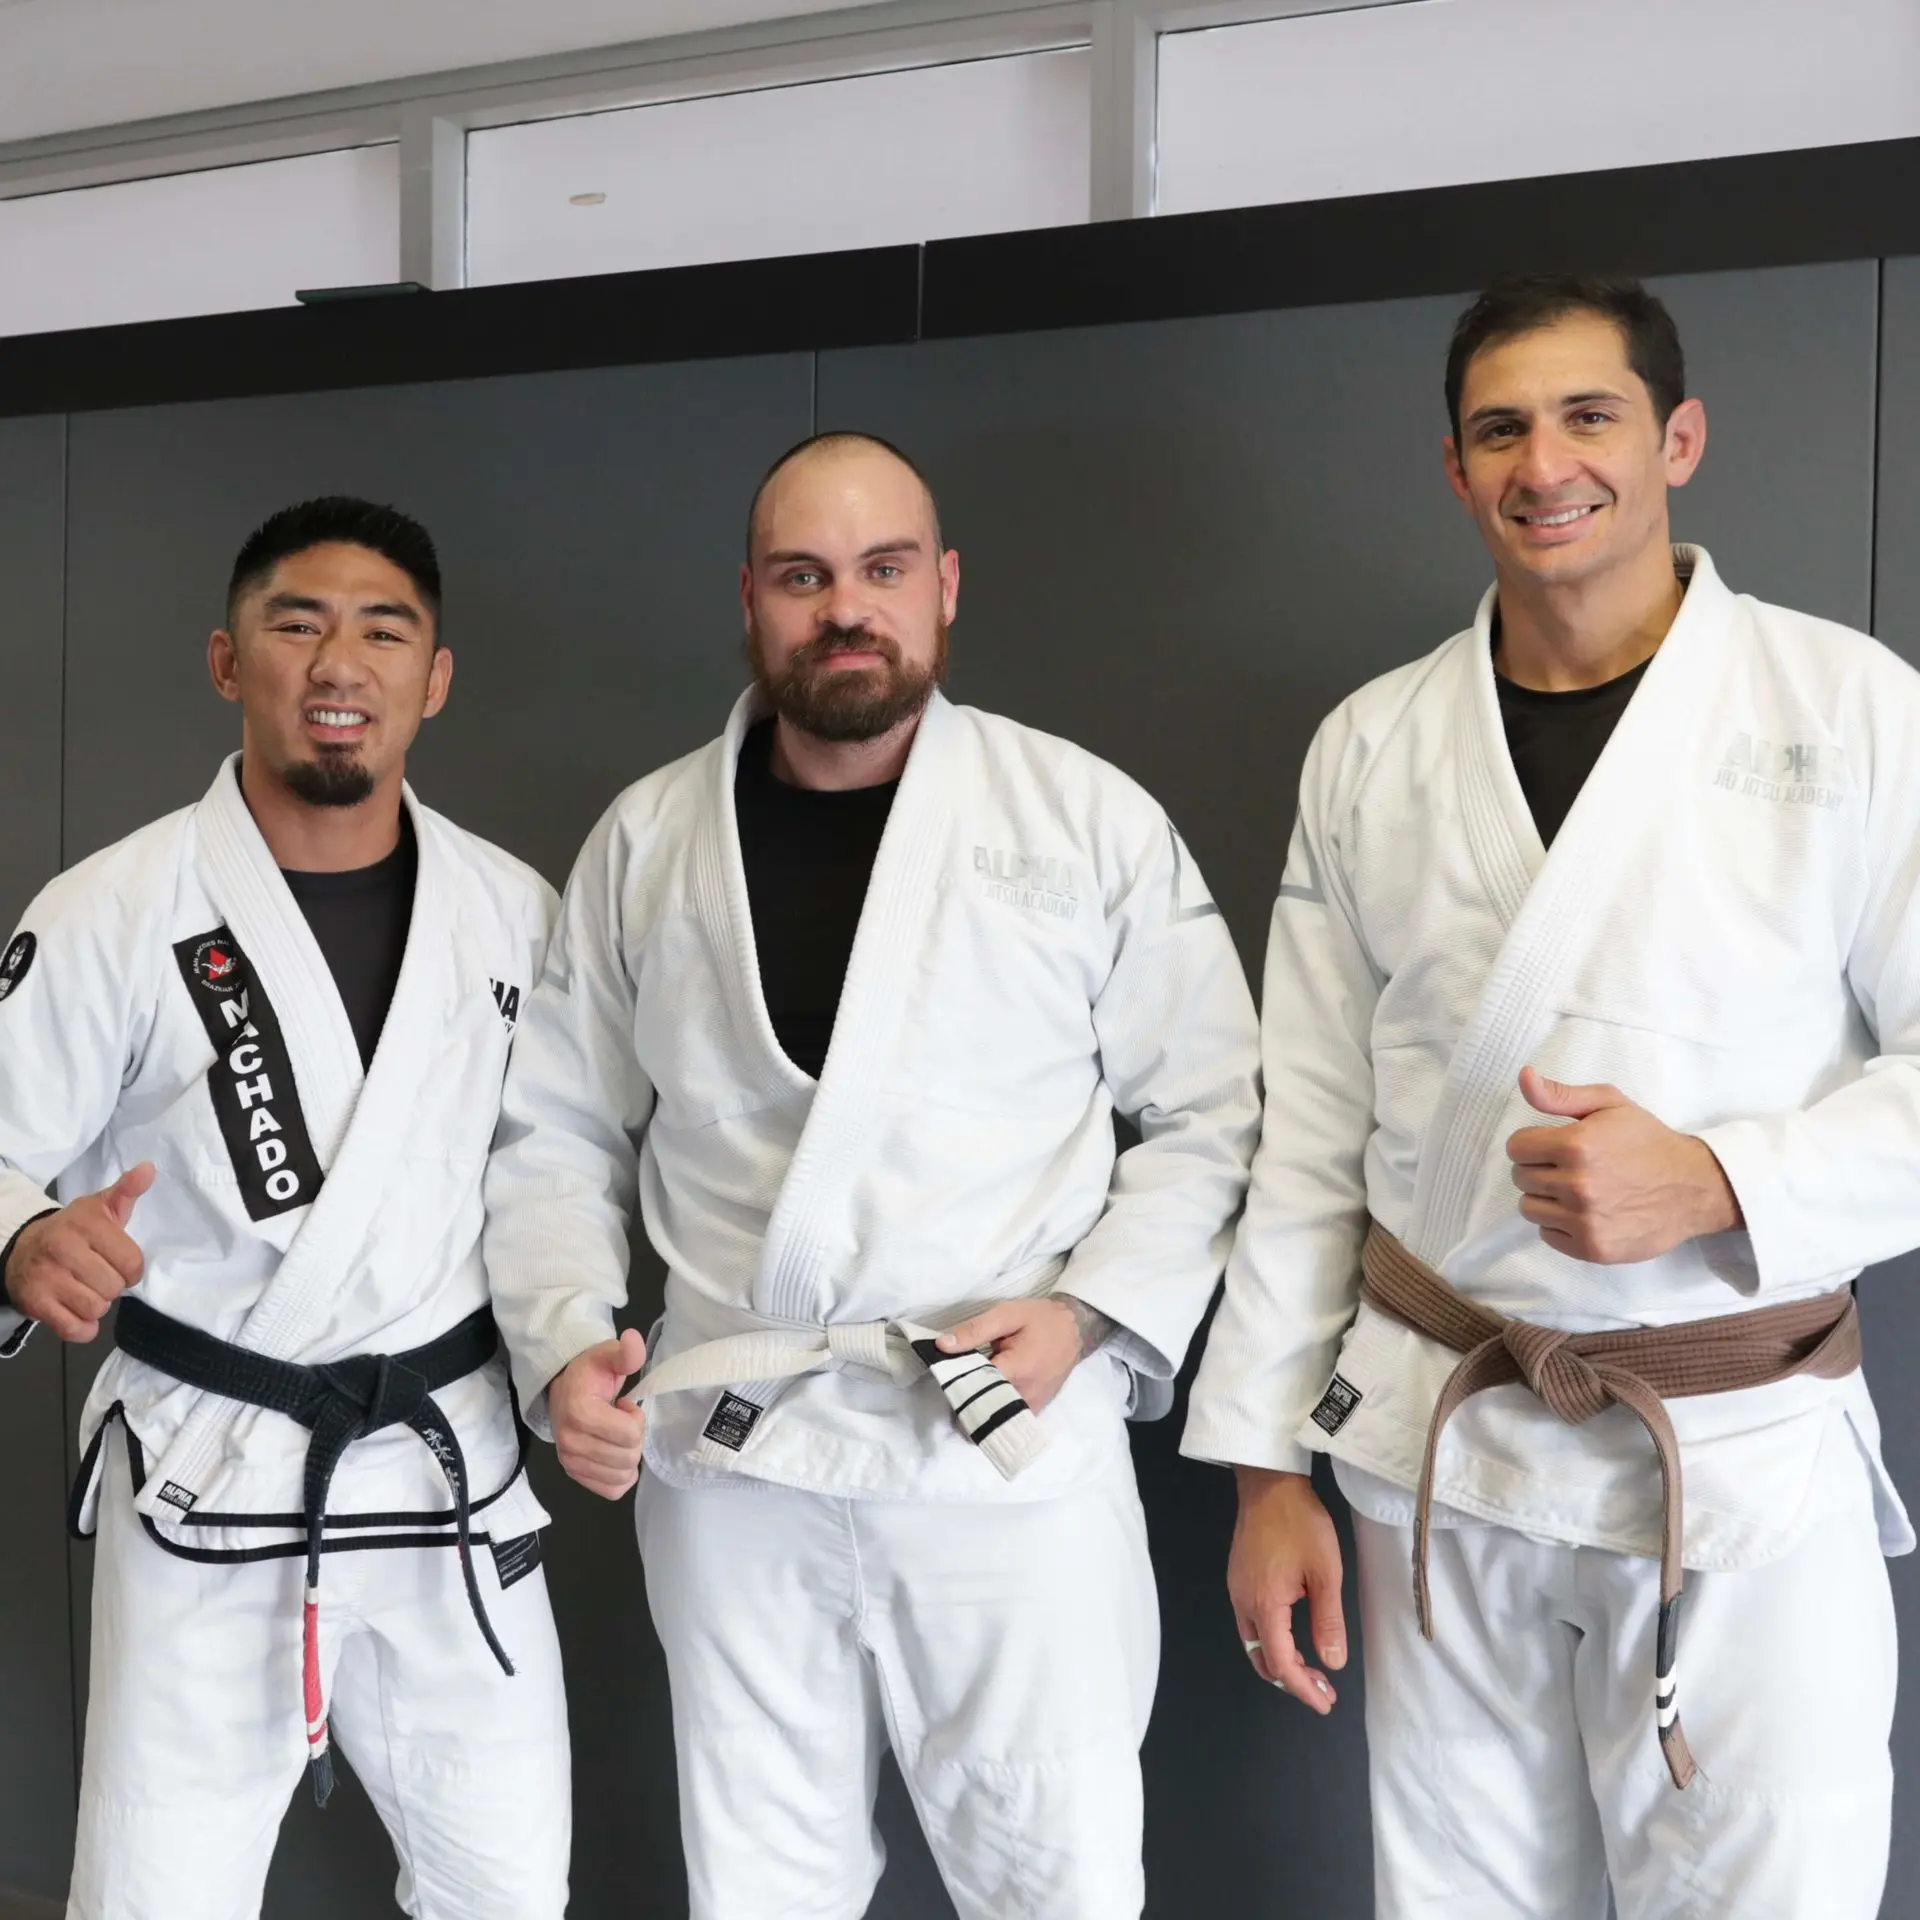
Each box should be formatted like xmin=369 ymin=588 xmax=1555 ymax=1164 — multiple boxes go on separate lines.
xmin=3 ymin=1164 xmax=155 ymax=1343
xmin=1228 ymin=1466 xmax=1347 ymax=1714
xmin=548 ymin=1327 xmax=648 ymax=1499
xmin=934 ymin=1295 xmax=1108 ymax=1414
xmin=1506 ymin=1065 xmax=1742 ymax=1264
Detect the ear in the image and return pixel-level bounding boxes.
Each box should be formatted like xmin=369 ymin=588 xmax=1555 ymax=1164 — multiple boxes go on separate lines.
xmin=207 ymin=629 xmax=243 ymax=704
xmin=739 ymin=560 xmax=755 ymax=632
xmin=939 ymin=547 xmax=961 ymax=626
xmin=422 ymin=644 xmax=454 ymax=720
xmin=1442 ymin=435 xmax=1472 ymax=508
xmin=1662 ymin=397 xmax=1707 ymax=489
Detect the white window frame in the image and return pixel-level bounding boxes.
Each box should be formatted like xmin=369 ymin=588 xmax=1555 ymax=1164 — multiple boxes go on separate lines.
xmin=0 ymin=2 xmax=1415 ymax=294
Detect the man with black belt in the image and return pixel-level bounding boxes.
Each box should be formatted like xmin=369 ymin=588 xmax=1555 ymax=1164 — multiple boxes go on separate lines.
xmin=484 ymin=432 xmax=1261 ymax=1917
xmin=0 ymin=498 xmax=571 ymax=1919
xmin=1185 ymin=278 xmax=1917 ymax=1916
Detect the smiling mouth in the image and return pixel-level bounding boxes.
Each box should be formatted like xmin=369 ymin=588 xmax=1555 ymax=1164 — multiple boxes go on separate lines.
xmin=305 ymin=707 xmax=370 ymax=731
xmin=1512 ymin=504 xmax=1604 ymax=528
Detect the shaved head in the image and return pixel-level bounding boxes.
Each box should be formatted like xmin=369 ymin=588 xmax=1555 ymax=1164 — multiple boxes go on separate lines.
xmin=746 ymin=431 xmax=943 ymax=562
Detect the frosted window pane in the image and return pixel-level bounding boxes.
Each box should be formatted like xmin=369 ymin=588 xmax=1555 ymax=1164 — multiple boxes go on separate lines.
xmin=468 ymin=48 xmax=1089 ymax=285
xmin=1157 ymin=0 xmax=1920 ymax=216
xmin=0 ymin=145 xmax=400 ymax=337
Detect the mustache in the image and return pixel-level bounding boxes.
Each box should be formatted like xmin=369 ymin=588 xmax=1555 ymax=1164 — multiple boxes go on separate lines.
xmin=790 ymin=625 xmax=902 ymax=668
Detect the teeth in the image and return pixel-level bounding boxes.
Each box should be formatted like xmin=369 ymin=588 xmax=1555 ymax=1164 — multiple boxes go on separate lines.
xmin=309 ymin=710 xmax=367 ymax=727
xmin=1522 ymin=506 xmax=1595 ymax=527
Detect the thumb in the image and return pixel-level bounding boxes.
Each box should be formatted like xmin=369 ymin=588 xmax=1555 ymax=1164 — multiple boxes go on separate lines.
xmin=1518 ymin=1065 xmax=1625 ymax=1123
xmin=613 ymin=1326 xmax=648 ymax=1400
xmin=937 ymin=1303 xmax=1020 ymax=1354
xmin=101 ymin=1162 xmax=157 ymax=1227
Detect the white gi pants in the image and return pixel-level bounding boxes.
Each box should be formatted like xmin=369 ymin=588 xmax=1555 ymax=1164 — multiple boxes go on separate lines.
xmin=635 ymin=1452 xmax=1159 ymax=1920
xmin=68 ymin=1432 xmax=572 ymax=1920
xmin=1355 ymin=1503 xmax=1895 ymax=1919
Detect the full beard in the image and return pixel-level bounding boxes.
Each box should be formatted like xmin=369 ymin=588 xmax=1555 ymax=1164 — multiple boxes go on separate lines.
xmin=282 ymin=748 xmax=376 ymax=808
xmin=749 ymin=621 xmax=947 ymax=743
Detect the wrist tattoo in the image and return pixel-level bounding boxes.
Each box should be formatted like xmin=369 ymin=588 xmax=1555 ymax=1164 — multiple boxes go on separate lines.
xmin=1060 ymin=1295 xmax=1117 ymax=1360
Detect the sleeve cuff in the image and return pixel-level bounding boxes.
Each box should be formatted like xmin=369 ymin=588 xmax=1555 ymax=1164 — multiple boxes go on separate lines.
xmin=0 ymin=1310 xmax=32 ymax=1359
xmin=1692 ymin=1119 xmax=1784 ymax=1295
xmin=509 ymin=1312 xmax=618 ymax=1442
xmin=1177 ymin=1416 xmax=1316 ymax=1477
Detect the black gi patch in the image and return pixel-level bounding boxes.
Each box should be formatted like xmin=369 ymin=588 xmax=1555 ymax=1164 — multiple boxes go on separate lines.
xmin=489 ymin=979 xmax=521 ymax=1032
xmin=173 ymin=926 xmax=325 ymax=1222
xmin=156 ymin=1480 xmax=198 ymax=1512
xmin=1309 ymin=1375 xmax=1363 ymax=1436
xmin=489 ymin=1530 xmax=544 ymax=1590
xmin=0 ymin=932 xmax=36 ymax=1003
xmin=701 ymin=1391 xmax=764 ymax=1452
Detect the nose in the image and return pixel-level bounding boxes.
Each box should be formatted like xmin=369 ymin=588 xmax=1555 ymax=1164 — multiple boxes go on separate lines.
xmin=819 ymin=581 xmax=875 ymax=636
xmin=1511 ymin=423 xmax=1582 ymax=495
xmin=307 ymin=631 xmax=367 ymax=689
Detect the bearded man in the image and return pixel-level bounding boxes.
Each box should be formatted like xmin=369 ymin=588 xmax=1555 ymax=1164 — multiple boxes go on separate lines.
xmin=484 ymin=431 xmax=1261 ymax=1919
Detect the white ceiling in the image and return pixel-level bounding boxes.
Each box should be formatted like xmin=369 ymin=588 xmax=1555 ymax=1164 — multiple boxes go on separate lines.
xmin=0 ymin=0 xmax=904 ymax=145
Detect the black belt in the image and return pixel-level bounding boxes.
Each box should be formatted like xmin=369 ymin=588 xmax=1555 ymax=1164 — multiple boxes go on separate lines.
xmin=114 ymin=1294 xmax=513 ymax=1806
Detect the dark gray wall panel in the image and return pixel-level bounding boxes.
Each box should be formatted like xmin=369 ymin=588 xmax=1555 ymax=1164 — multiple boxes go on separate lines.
xmin=1876 ymin=256 xmax=1920 ymax=659
xmin=56 ymin=356 xmax=813 ymax=1918
xmin=0 ymin=415 xmax=75 ymax=1903
xmin=821 ymin=256 xmax=1882 ymax=1917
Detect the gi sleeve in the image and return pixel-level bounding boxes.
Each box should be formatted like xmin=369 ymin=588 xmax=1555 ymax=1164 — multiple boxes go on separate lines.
xmin=1698 ymin=674 xmax=1920 ymax=1294
xmin=483 ymin=807 xmax=657 ymax=1427
xmin=0 ymin=876 xmax=149 ymax=1358
xmin=1182 ymin=725 xmax=1382 ymax=1474
xmin=1052 ymin=809 xmax=1261 ymax=1394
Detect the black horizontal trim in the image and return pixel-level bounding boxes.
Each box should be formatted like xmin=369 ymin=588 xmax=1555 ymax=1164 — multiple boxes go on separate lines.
xmin=0 ymin=243 xmax=921 ymax=418
xmin=921 ymin=137 xmax=1920 ymax=338
xmin=3 ymin=136 xmax=1918 ymax=419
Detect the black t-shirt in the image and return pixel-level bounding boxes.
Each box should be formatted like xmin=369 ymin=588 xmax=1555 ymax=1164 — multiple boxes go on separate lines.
xmin=1496 ymin=657 xmax=1651 ymax=849
xmin=734 ymin=717 xmax=898 ymax=1080
xmin=281 ymin=813 xmax=418 ymax=1069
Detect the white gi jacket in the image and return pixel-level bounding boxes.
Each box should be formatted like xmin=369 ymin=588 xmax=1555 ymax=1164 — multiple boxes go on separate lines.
xmin=485 ymin=689 xmax=1262 ymax=1502
xmin=0 ymin=757 xmax=556 ymax=1554
xmin=1185 ymin=548 xmax=1920 ymax=1570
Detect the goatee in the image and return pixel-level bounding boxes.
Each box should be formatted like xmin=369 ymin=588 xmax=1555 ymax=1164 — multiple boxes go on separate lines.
xmin=283 ymin=751 xmax=376 ymax=808
xmin=749 ymin=620 xmax=947 ymax=743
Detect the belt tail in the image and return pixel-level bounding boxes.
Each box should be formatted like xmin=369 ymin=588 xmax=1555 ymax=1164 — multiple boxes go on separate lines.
xmin=1655 ymin=1595 xmax=1698 ymax=1790
xmin=905 ymin=1333 xmax=1050 ymax=1480
xmin=303 ymin=1585 xmax=334 ymax=1809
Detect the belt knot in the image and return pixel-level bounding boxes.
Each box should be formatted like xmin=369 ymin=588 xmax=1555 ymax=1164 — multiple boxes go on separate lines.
xmin=1499 ymin=1321 xmax=1611 ymax=1424
xmin=825 ymin=1321 xmax=894 ymax=1375
xmin=315 ymin=1352 xmax=431 ymax=1432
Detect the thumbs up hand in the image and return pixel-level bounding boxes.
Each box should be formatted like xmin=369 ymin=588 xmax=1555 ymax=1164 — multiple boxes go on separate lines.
xmin=548 ymin=1327 xmax=649 ymax=1499
xmin=2 ymin=1163 xmax=156 ymax=1342
xmin=1506 ymin=1067 xmax=1741 ymax=1264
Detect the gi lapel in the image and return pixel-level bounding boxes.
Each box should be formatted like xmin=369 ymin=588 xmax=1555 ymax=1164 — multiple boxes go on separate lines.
xmin=1403 ymin=548 xmax=1738 ymax=1264
xmin=752 ymin=692 xmax=958 ymax=1323
xmin=139 ymin=764 xmax=463 ymax=1508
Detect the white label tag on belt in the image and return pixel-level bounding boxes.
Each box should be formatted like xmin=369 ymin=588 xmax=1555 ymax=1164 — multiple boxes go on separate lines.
xmin=701 ymin=1391 xmax=764 ymax=1452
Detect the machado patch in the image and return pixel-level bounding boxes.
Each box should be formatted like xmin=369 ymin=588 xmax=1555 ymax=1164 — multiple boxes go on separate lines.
xmin=1309 ymin=1375 xmax=1363 ymax=1436
xmin=489 ymin=1530 xmax=544 ymax=1591
xmin=0 ymin=932 xmax=36 ymax=1003
xmin=173 ymin=926 xmax=325 ymax=1222
xmin=701 ymin=1391 xmax=764 ymax=1452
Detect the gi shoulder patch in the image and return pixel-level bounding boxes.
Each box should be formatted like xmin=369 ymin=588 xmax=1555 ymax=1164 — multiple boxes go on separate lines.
xmin=0 ymin=932 xmax=36 ymax=1003
xmin=489 ymin=1530 xmax=544 ymax=1591
xmin=1309 ymin=1374 xmax=1363 ymax=1436
xmin=173 ymin=926 xmax=325 ymax=1222
xmin=156 ymin=1480 xmax=198 ymax=1512
xmin=701 ymin=1391 xmax=764 ymax=1452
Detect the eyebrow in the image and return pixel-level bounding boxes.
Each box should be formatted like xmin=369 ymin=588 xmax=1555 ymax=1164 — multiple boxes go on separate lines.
xmin=1465 ymin=387 xmax=1632 ymax=428
xmin=258 ymin=591 xmax=421 ymax=624
xmin=762 ymin=538 xmax=925 ymax=565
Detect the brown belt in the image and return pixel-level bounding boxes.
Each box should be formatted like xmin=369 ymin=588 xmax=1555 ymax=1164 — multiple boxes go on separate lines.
xmin=1359 ymin=1222 xmax=1861 ymax=1789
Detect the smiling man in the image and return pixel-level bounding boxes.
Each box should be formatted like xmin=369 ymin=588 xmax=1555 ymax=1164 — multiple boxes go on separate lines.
xmin=0 ymin=497 xmax=570 ymax=1918
xmin=484 ymin=431 xmax=1260 ymax=1918
xmin=1185 ymin=279 xmax=1920 ymax=1916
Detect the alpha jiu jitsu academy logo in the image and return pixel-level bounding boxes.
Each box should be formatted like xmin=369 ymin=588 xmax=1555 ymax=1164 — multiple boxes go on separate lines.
xmin=973 ymin=846 xmax=1081 ymax=921
xmin=173 ymin=926 xmax=326 ymax=1222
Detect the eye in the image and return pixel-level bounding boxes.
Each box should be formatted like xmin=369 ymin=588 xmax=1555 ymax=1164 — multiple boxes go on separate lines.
xmin=367 ymin=628 xmax=407 ymax=645
xmin=273 ymin=621 xmax=321 ymax=636
xmin=1480 ymin=421 xmax=1521 ymax=443
xmin=782 ymin=568 xmax=824 ymax=590
xmin=1572 ymin=410 xmax=1615 ymax=428
xmin=869 ymin=563 xmax=902 ymax=581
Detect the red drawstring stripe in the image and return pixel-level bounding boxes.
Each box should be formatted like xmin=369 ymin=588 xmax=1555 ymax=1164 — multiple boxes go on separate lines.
xmin=303 ymin=1585 xmax=334 ymax=1806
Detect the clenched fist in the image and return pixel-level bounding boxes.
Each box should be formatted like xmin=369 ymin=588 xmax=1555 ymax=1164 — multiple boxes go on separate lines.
xmin=548 ymin=1328 xmax=649 ymax=1499
xmin=4 ymin=1164 xmax=156 ymax=1343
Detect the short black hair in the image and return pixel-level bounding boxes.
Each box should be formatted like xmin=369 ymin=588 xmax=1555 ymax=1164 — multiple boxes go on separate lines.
xmin=745 ymin=431 xmax=943 ymax=558
xmin=226 ymin=496 xmax=442 ymax=632
xmin=1445 ymin=276 xmax=1687 ymax=441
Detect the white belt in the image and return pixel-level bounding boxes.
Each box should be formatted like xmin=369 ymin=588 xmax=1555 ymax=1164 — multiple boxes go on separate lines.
xmin=636 ymin=1268 xmax=1068 ymax=1480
